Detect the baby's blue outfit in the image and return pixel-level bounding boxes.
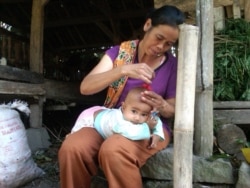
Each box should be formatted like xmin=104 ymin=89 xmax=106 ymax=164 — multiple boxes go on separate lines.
xmin=94 ymin=108 xmax=164 ymax=140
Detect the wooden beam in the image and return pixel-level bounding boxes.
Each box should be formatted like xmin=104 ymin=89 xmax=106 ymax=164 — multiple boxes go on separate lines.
xmin=194 ymin=0 xmax=214 ymax=157
xmin=45 ymin=9 xmax=149 ymax=28
xmin=42 ymin=79 xmax=106 ymax=104
xmin=0 ymin=80 xmax=45 ymax=96
xmin=0 ymin=0 xmax=29 ymax=3
xmin=154 ymin=0 xmax=233 ymax=12
xmin=214 ymin=101 xmax=250 ymax=109
xmin=29 ymin=0 xmax=49 ymax=73
xmin=0 ymin=65 xmax=44 ymax=83
xmin=214 ymin=109 xmax=250 ymax=124
xmin=0 ymin=79 xmax=106 ymax=105
xmin=95 ymin=22 xmax=114 ymax=41
xmin=57 ymin=42 xmax=112 ymax=52
xmin=245 ymin=0 xmax=250 ymax=21
xmin=73 ymin=27 xmax=87 ymax=45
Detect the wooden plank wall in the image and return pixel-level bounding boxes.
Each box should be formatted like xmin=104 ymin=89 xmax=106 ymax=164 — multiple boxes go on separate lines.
xmin=214 ymin=102 xmax=250 ymax=124
xmin=213 ymin=0 xmax=250 ymax=125
xmin=214 ymin=0 xmax=246 ymax=32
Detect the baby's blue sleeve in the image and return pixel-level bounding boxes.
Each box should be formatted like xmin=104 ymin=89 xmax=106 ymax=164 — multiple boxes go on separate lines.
xmin=152 ymin=118 xmax=165 ymax=140
xmin=112 ymin=122 xmax=151 ymax=140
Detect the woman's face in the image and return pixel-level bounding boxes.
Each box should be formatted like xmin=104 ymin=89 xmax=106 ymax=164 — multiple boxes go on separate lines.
xmin=143 ymin=19 xmax=180 ymax=56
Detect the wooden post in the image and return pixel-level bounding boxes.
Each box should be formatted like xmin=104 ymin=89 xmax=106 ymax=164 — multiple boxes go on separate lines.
xmin=7 ymin=36 xmax=11 ymax=61
xmin=14 ymin=41 xmax=21 ymax=64
xmin=214 ymin=6 xmax=225 ymax=32
xmin=232 ymin=1 xmax=241 ymax=19
xmin=30 ymin=97 xmax=45 ymax=128
xmin=194 ymin=0 xmax=214 ymax=157
xmin=173 ymin=24 xmax=199 ymax=188
xmin=245 ymin=0 xmax=250 ymax=22
xmin=29 ymin=0 xmax=49 ymax=73
xmin=1 ymin=35 xmax=6 ymax=57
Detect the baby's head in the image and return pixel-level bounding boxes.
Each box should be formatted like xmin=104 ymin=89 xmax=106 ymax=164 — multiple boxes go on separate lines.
xmin=121 ymin=87 xmax=152 ymax=124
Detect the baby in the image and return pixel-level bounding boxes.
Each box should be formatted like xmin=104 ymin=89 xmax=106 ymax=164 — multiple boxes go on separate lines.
xmin=71 ymin=86 xmax=164 ymax=146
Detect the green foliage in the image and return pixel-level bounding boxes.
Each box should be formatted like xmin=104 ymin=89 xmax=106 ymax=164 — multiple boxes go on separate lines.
xmin=214 ymin=19 xmax=250 ymax=101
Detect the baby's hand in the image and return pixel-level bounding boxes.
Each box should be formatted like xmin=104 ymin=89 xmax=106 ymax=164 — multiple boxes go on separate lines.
xmin=147 ymin=117 xmax=157 ymax=129
xmin=148 ymin=134 xmax=161 ymax=149
xmin=147 ymin=111 xmax=159 ymax=129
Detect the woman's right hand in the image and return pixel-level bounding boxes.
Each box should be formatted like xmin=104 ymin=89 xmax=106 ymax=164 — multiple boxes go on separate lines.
xmin=81 ymin=55 xmax=155 ymax=95
xmin=121 ymin=63 xmax=155 ymax=84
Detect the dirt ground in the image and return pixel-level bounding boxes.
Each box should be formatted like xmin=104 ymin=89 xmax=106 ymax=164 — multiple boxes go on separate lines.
xmin=20 ymin=141 xmax=61 ymax=188
xmin=20 ymin=105 xmax=87 ymax=188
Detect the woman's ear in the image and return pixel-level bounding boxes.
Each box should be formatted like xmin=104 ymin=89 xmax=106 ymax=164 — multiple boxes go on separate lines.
xmin=143 ymin=18 xmax=152 ymax=32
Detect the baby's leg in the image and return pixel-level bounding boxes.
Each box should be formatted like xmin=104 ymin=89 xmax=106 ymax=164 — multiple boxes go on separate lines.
xmin=71 ymin=106 xmax=106 ymax=133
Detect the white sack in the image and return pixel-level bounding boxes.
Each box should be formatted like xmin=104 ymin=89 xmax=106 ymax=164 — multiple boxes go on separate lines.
xmin=0 ymin=100 xmax=44 ymax=188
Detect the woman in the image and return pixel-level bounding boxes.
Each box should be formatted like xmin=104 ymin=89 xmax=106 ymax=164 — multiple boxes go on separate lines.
xmin=58 ymin=5 xmax=185 ymax=188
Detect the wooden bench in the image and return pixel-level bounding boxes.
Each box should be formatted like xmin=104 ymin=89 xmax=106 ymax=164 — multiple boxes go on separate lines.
xmin=214 ymin=101 xmax=250 ymax=124
xmin=0 ymin=65 xmax=105 ymax=128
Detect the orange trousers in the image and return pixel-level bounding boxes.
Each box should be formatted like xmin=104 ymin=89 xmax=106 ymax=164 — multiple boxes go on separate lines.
xmin=58 ymin=127 xmax=170 ymax=188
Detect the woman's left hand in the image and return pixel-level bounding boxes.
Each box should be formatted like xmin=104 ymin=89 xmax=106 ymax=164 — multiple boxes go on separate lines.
xmin=141 ymin=90 xmax=164 ymax=111
xmin=141 ymin=90 xmax=175 ymax=118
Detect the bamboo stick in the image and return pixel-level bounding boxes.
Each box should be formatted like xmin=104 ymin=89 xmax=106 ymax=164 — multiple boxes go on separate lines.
xmin=173 ymin=24 xmax=199 ymax=188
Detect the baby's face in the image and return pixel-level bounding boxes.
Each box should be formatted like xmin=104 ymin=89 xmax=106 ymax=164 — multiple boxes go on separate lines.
xmin=122 ymin=101 xmax=152 ymax=124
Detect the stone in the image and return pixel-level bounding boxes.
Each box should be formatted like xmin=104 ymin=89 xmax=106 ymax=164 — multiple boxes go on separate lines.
xmin=141 ymin=146 xmax=234 ymax=184
xmin=236 ymin=162 xmax=250 ymax=188
xmin=26 ymin=127 xmax=51 ymax=152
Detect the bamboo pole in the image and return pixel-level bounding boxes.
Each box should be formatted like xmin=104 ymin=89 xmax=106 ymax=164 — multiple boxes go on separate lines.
xmin=173 ymin=24 xmax=199 ymax=188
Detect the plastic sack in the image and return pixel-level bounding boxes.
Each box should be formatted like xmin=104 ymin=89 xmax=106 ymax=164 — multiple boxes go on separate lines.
xmin=0 ymin=100 xmax=44 ymax=188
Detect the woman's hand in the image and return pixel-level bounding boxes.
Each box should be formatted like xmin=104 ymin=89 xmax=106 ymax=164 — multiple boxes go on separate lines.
xmin=81 ymin=54 xmax=155 ymax=94
xmin=121 ymin=63 xmax=155 ymax=84
xmin=141 ymin=90 xmax=176 ymax=118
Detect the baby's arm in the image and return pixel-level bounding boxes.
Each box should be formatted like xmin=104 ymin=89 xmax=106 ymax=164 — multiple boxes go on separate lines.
xmin=147 ymin=115 xmax=165 ymax=140
xmin=147 ymin=117 xmax=165 ymax=149
xmin=147 ymin=117 xmax=157 ymax=130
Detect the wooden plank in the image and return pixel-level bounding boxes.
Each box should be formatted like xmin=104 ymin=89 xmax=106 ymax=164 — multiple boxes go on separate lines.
xmin=0 ymin=79 xmax=106 ymax=104
xmin=0 ymin=80 xmax=45 ymax=95
xmin=214 ymin=109 xmax=250 ymax=124
xmin=0 ymin=65 xmax=44 ymax=83
xmin=43 ymin=79 xmax=106 ymax=104
xmin=213 ymin=101 xmax=250 ymax=109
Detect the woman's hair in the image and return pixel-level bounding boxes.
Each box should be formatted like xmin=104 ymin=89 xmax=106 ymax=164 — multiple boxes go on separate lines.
xmin=146 ymin=5 xmax=185 ymax=27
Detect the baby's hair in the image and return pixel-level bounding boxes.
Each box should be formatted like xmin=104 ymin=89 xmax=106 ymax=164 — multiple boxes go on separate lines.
xmin=125 ymin=87 xmax=147 ymax=101
xmin=123 ymin=86 xmax=153 ymax=111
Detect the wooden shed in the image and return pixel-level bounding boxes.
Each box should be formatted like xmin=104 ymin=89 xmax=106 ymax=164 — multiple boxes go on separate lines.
xmin=0 ymin=0 xmax=250 ymax=187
